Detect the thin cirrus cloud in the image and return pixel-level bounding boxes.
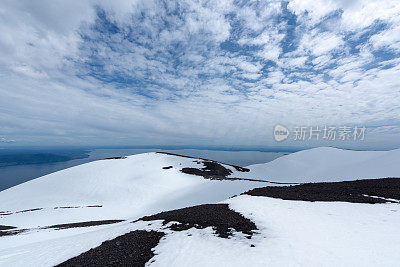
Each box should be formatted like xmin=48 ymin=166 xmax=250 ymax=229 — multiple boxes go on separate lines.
xmin=0 ymin=0 xmax=399 ymax=148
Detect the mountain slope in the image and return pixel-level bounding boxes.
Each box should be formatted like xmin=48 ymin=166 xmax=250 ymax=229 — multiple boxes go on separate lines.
xmin=231 ymin=147 xmax=400 ymax=182
xmin=1 ymin=148 xmax=400 ymax=266
xmin=58 ymin=178 xmax=400 ymax=267
xmin=0 ymin=152 xmax=266 ymax=265
xmin=0 ymin=152 xmax=264 ymax=229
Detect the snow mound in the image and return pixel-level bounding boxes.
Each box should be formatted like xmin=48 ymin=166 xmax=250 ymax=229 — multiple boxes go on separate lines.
xmin=232 ymin=147 xmax=400 ymax=183
xmin=0 ymin=152 xmax=265 ymax=266
xmin=0 ymin=153 xmax=264 ymax=225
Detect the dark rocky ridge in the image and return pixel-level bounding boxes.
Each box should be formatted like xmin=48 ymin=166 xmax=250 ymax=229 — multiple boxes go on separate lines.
xmin=181 ymin=161 xmax=234 ymax=179
xmin=244 ymin=178 xmax=400 ymax=203
xmin=157 ymin=152 xmax=295 ymax=184
xmin=157 ymin=152 xmax=250 ymax=172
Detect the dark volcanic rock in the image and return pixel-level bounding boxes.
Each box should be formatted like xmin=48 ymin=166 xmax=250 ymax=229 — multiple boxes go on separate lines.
xmin=162 ymin=166 xmax=173 ymax=169
xmin=157 ymin=152 xmax=250 ymax=174
xmin=54 ymin=206 xmax=80 ymax=209
xmin=57 ymin=204 xmax=257 ymax=266
xmin=45 ymin=220 xmax=124 ymax=230
xmin=0 ymin=223 xmax=25 ymax=237
xmin=1 ymin=220 xmax=124 ymax=238
xmin=244 ymin=178 xmax=400 ymax=204
xmin=0 ymin=228 xmax=25 ymax=237
xmin=58 ymin=204 xmax=257 ymax=266
xmin=140 ymin=203 xmax=257 ymax=238
xmin=102 ymin=156 xmax=127 ymax=160
xmin=157 ymin=151 xmax=255 ymax=181
xmin=15 ymin=208 xmax=42 ymax=213
xmin=0 ymin=225 xmax=16 ymax=230
xmin=57 ymin=230 xmax=165 ymax=267
xmin=181 ymin=160 xmax=234 ymax=179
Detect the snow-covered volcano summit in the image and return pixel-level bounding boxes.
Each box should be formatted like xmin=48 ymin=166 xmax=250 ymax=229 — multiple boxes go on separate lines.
xmin=0 ymin=152 xmax=265 ymax=229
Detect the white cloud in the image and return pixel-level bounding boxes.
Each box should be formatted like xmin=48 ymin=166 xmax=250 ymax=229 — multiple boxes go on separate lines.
xmin=279 ymin=56 xmax=308 ymax=69
xmin=288 ymin=0 xmax=400 ymax=30
xmin=340 ymin=0 xmax=400 ymax=30
xmin=298 ymin=31 xmax=344 ymax=56
xmin=0 ymin=0 xmax=399 ymax=148
xmin=257 ymin=44 xmax=281 ymax=62
xmin=0 ymin=0 xmax=95 ymax=72
xmin=370 ymin=25 xmax=400 ymax=52
xmin=287 ymin=0 xmax=339 ymax=23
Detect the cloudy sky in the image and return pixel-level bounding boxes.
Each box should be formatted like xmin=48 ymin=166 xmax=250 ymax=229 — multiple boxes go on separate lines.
xmin=0 ymin=0 xmax=399 ymax=149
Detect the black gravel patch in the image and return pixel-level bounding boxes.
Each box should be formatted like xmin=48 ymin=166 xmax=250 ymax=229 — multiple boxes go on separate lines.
xmin=0 ymin=228 xmax=26 ymax=237
xmin=102 ymin=156 xmax=127 ymax=160
xmin=57 ymin=230 xmax=165 ymax=267
xmin=0 ymin=225 xmax=16 ymax=230
xmin=244 ymin=178 xmax=400 ymax=204
xmin=140 ymin=203 xmax=257 ymax=238
xmin=231 ymin=165 xmax=251 ymax=172
xmin=15 ymin=208 xmax=42 ymax=213
xmin=0 ymin=220 xmax=124 ymax=238
xmin=162 ymin=166 xmax=173 ymax=169
xmin=181 ymin=160 xmax=234 ymax=179
xmin=0 ymin=224 xmax=22 ymax=238
xmin=45 ymin=220 xmax=124 ymax=230
xmin=220 ymin=177 xmax=299 ymax=184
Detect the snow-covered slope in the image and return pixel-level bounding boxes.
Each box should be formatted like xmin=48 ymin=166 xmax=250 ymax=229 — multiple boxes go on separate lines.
xmin=1 ymin=148 xmax=400 ymax=266
xmin=231 ymin=147 xmax=400 ymax=183
xmin=0 ymin=153 xmax=263 ymax=228
xmin=0 ymin=152 xmax=265 ymax=265
xmin=148 ymin=195 xmax=400 ymax=267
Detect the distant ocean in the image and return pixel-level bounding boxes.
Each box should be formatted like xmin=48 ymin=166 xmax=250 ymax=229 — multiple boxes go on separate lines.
xmin=0 ymin=148 xmax=291 ymax=191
